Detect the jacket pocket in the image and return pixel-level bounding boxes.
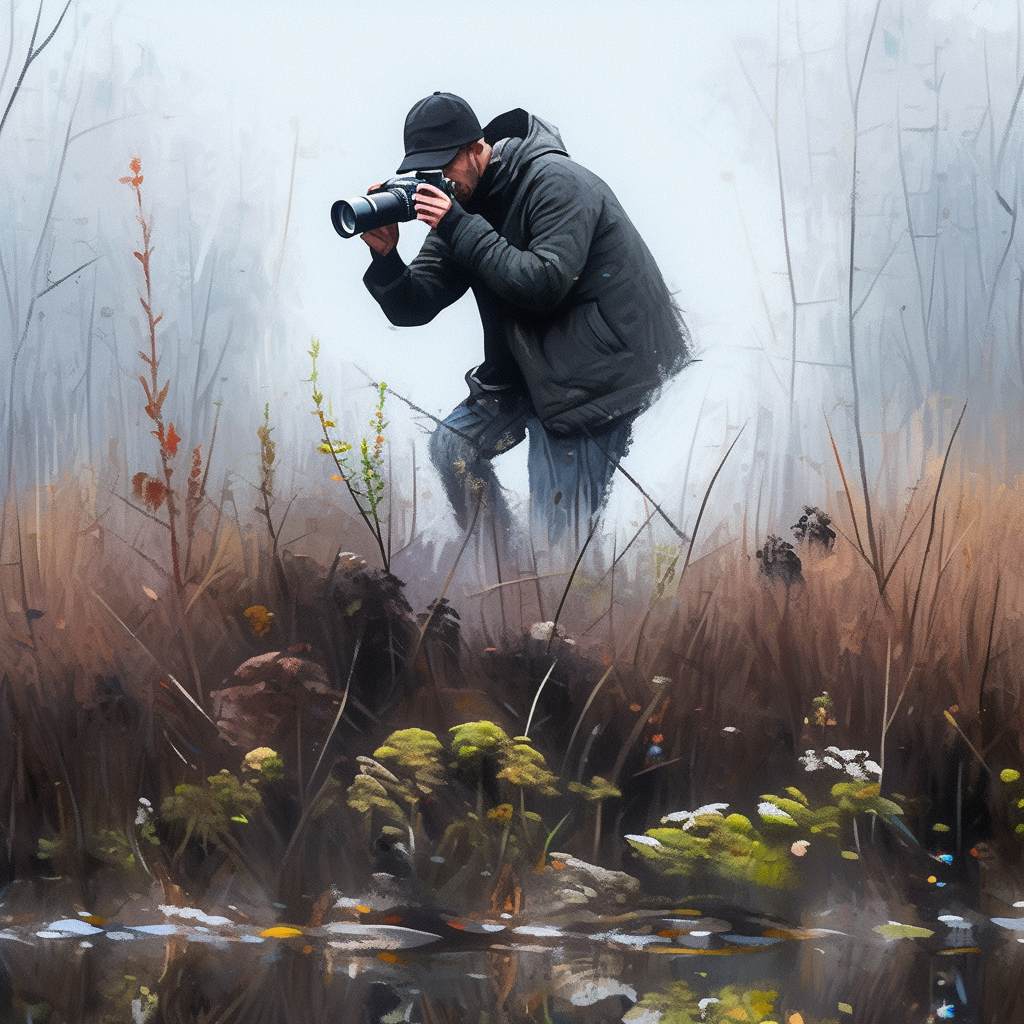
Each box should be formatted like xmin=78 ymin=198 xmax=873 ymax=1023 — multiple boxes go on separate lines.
xmin=583 ymin=301 xmax=626 ymax=356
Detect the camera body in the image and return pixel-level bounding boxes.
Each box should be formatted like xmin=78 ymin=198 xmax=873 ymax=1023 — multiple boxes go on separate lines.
xmin=331 ymin=171 xmax=456 ymax=239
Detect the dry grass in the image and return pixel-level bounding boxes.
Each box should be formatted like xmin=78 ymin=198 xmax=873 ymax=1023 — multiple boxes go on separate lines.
xmin=1 ymin=448 xmax=1022 ymax=899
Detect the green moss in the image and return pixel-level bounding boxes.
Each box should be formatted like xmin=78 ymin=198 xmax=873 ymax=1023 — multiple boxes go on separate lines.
xmin=345 ymin=774 xmax=405 ymax=824
xmin=628 ymin=813 xmax=798 ymax=889
xmin=160 ymin=770 xmax=262 ymax=859
xmin=450 ymin=720 xmax=510 ymax=762
xmin=568 ymin=776 xmax=621 ymax=801
xmin=497 ymin=743 xmax=559 ymax=796
xmin=373 ymin=727 xmax=446 ymax=794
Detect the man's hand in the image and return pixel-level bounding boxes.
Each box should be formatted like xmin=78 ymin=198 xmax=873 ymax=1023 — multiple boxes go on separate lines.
xmin=413 ymin=183 xmax=452 ymax=229
xmin=361 ymin=222 xmax=398 ymax=255
xmin=359 ymin=182 xmax=399 ymax=255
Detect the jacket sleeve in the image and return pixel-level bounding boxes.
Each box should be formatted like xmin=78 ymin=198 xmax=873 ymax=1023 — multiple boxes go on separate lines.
xmin=436 ymin=160 xmax=599 ymax=314
xmin=362 ymin=234 xmax=471 ymax=327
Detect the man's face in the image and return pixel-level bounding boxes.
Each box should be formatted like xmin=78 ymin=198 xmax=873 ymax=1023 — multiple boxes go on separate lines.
xmin=443 ymin=142 xmax=485 ymax=204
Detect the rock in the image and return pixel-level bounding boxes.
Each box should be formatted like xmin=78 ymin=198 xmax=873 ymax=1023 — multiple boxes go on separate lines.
xmin=547 ymin=853 xmax=642 ymax=901
xmin=529 ymin=621 xmax=575 ymax=645
xmin=524 ymin=853 xmax=648 ymax=921
xmin=210 ymin=651 xmax=337 ymax=750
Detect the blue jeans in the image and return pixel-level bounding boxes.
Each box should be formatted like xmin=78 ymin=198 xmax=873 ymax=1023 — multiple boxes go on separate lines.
xmin=428 ymin=370 xmax=635 ymax=553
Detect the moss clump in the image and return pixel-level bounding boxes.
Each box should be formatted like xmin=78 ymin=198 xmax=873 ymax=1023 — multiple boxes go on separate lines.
xmin=627 ymin=808 xmax=798 ymax=889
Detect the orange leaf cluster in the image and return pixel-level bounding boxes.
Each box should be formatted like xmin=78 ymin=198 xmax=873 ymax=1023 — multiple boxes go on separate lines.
xmin=132 ymin=472 xmax=167 ymax=511
xmin=119 ymin=156 xmax=144 ymax=190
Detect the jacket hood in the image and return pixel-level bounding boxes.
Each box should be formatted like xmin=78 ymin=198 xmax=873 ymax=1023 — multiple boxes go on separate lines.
xmin=483 ymin=109 xmax=568 ymax=194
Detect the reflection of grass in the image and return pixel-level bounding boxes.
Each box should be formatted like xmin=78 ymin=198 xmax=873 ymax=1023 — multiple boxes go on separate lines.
xmin=625 ymin=981 xmax=783 ymax=1024
xmin=625 ymin=979 xmax=845 ymax=1024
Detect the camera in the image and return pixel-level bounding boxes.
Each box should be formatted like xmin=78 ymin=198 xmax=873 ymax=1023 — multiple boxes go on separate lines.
xmin=331 ymin=171 xmax=456 ymax=239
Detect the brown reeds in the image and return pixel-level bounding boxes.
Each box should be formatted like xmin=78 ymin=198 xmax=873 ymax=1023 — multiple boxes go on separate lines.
xmin=615 ymin=458 xmax=1024 ymax=833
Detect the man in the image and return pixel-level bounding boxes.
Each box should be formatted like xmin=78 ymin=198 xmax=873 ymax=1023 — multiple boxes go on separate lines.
xmin=362 ymin=92 xmax=691 ymax=553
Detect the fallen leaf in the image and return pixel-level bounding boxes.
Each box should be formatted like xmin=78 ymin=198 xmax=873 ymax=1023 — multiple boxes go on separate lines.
xmin=143 ymin=587 xmax=158 ymax=601
xmin=259 ymin=926 xmax=304 ymax=938
xmin=873 ymin=923 xmax=934 ymax=939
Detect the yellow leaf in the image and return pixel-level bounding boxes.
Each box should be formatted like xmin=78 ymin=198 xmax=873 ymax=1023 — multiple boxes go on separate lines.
xmin=873 ymin=923 xmax=934 ymax=940
xmin=259 ymin=926 xmax=303 ymax=938
xmin=143 ymin=587 xmax=158 ymax=601
xmin=788 ymin=1015 xmax=805 ymax=1024
xmin=838 ymin=1002 xmax=853 ymax=1014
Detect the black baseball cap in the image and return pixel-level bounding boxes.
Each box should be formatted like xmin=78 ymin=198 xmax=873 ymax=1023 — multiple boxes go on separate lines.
xmin=396 ymin=92 xmax=483 ymax=174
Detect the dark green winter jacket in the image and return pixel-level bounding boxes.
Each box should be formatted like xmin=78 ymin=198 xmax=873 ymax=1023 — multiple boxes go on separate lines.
xmin=363 ymin=109 xmax=691 ymax=436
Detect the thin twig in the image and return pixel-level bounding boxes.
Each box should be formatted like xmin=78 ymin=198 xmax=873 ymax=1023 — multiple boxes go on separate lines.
xmin=409 ymin=491 xmax=482 ymax=667
xmin=824 ymin=411 xmax=866 ymax=559
xmin=466 ymin=570 xmax=569 ymax=597
xmin=909 ymin=402 xmax=967 ymax=640
xmin=523 ymin=659 xmax=558 ymax=739
xmin=845 ymin=0 xmax=885 ymax=595
xmin=560 ymin=664 xmax=614 ymax=777
xmin=582 ymin=425 xmax=691 ymax=544
xmin=978 ymin=572 xmax=1000 ymax=715
xmin=943 ymin=710 xmax=993 ymax=777
xmin=308 ymin=634 xmax=362 ymax=793
xmin=0 ymin=0 xmax=72 ymax=142
xmin=773 ymin=1 xmax=799 ymax=421
xmin=547 ymin=518 xmax=599 ymax=654
xmin=90 ymin=589 xmax=216 ymax=728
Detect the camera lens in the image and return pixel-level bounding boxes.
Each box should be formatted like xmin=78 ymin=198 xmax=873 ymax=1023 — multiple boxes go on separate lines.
xmin=331 ymin=199 xmax=360 ymax=238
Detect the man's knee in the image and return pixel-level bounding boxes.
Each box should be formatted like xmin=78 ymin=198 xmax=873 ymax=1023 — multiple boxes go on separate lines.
xmin=429 ymin=421 xmax=474 ymax=482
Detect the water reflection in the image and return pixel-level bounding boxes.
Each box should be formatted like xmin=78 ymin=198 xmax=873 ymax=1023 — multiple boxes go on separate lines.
xmin=1 ymin=921 xmax=1015 ymax=1023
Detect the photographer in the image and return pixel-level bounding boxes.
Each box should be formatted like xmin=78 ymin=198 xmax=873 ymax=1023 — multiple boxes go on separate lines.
xmin=361 ymin=92 xmax=691 ymax=553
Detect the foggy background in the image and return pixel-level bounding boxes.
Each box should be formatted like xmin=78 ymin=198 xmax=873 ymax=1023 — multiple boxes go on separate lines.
xmin=1 ymin=0 xmax=1022 ymax=571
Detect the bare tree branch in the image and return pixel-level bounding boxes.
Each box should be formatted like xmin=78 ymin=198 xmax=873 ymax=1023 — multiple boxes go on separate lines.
xmin=35 ymin=254 xmax=101 ymax=298
xmin=0 ymin=0 xmax=72 ymax=142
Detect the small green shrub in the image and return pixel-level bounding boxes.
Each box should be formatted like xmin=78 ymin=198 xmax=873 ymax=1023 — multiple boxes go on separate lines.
xmin=628 ymin=748 xmax=910 ymax=889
